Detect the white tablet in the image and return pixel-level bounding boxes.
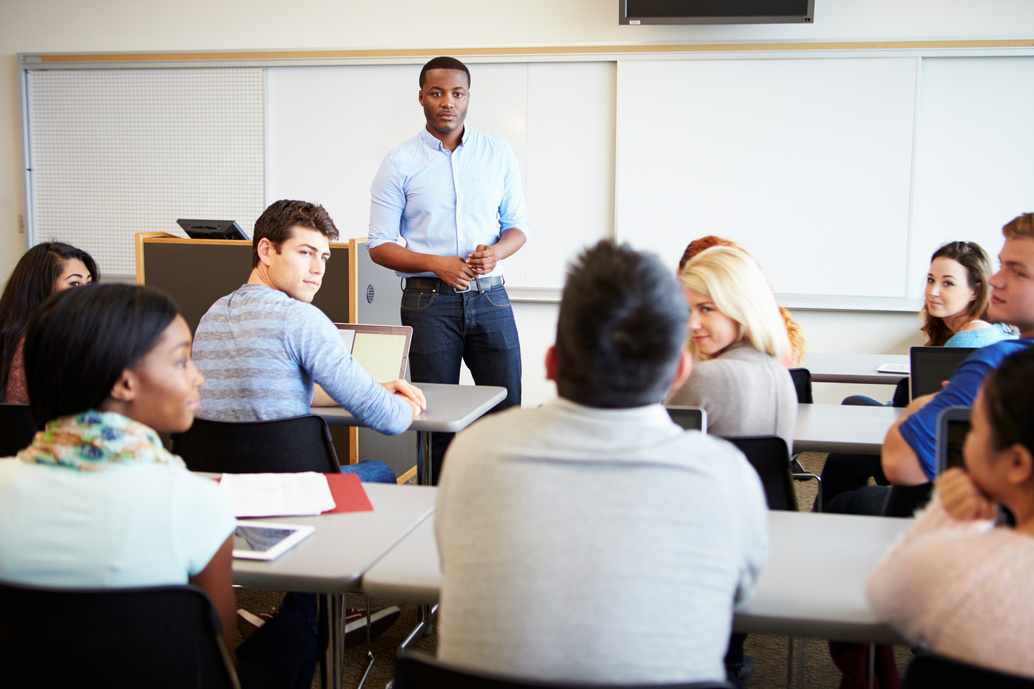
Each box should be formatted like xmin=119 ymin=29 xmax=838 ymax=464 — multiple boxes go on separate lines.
xmin=876 ymin=363 xmax=909 ymax=374
xmin=232 ymin=522 xmax=315 ymax=561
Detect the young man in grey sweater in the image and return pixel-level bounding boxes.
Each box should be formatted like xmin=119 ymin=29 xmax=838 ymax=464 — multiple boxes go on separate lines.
xmin=435 ymin=240 xmax=769 ymax=684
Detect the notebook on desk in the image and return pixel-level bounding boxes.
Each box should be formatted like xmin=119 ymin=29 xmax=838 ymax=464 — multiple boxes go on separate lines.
xmin=334 ymin=323 xmax=412 ymax=383
xmin=909 ymin=346 xmax=976 ymax=400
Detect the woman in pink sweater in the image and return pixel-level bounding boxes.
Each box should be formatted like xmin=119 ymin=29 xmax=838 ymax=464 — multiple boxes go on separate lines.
xmin=867 ymin=347 xmax=1034 ymax=679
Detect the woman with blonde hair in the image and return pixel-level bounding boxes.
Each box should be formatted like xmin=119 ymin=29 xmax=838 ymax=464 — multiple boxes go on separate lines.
xmin=667 ymin=246 xmax=798 ymax=451
xmin=679 ymin=235 xmax=805 ymax=367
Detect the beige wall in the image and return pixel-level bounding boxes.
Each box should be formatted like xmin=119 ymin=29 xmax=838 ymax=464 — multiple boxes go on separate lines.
xmin=2 ymin=0 xmax=1029 ymax=404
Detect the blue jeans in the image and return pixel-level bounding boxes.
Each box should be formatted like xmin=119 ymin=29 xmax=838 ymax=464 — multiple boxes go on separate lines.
xmin=401 ymin=283 xmax=521 ymax=483
xmin=340 ymin=460 xmax=396 ymax=484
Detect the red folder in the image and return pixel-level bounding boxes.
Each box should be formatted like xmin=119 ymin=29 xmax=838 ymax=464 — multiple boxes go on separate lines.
xmin=323 ymin=472 xmax=374 ymax=514
xmin=213 ymin=473 xmax=374 ymax=514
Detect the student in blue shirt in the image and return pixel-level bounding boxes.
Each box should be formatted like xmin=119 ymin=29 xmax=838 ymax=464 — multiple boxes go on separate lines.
xmin=368 ymin=56 xmax=529 ymax=482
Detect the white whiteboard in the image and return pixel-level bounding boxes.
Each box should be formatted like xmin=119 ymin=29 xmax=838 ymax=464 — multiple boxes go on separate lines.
xmin=615 ymin=58 xmax=919 ymax=302
xmin=908 ymin=56 xmax=1034 ymax=298
xmin=266 ymin=62 xmax=614 ymax=289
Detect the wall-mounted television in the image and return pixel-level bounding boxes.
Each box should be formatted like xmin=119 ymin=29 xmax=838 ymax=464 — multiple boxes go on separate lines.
xmin=619 ymin=0 xmax=814 ymax=25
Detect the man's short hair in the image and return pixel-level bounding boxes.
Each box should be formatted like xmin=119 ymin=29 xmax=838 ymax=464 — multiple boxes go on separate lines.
xmin=419 ymin=57 xmax=471 ymax=89
xmin=555 ymin=240 xmax=689 ymax=408
xmin=251 ymin=200 xmax=339 ymax=268
xmin=1003 ymin=212 xmax=1034 ymax=240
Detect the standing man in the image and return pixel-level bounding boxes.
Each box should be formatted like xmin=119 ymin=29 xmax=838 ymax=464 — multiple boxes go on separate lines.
xmin=368 ymin=56 xmax=529 ymax=482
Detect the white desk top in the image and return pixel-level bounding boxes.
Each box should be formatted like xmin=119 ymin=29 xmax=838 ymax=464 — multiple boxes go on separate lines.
xmin=313 ymin=382 xmax=505 ymax=433
xmin=232 ymin=482 xmax=436 ymax=594
xmin=806 ymin=353 xmax=909 ymax=385
xmin=734 ymin=511 xmax=911 ymax=645
xmin=793 ymin=403 xmax=903 ymax=455
xmin=361 ymin=507 xmax=912 ymax=645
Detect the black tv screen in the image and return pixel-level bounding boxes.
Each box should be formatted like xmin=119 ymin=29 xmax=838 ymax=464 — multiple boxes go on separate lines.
xmin=620 ymin=0 xmax=814 ymax=24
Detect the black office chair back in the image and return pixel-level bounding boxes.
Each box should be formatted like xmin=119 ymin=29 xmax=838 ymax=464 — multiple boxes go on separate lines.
xmin=0 ymin=403 xmax=35 ymax=457
xmin=788 ymin=368 xmax=813 ymax=404
xmin=170 ymin=414 xmax=341 ymax=473
xmin=723 ymin=436 xmax=799 ymax=511
xmin=0 ymin=582 xmax=240 ymax=689
xmin=902 ymin=653 xmax=1034 ymax=688
xmin=392 ymin=653 xmax=736 ymax=689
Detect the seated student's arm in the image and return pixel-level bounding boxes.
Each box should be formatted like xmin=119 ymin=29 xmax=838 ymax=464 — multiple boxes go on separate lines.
xmin=189 ymin=536 xmax=237 ymax=664
xmin=882 ymin=350 xmax=1002 ymax=485
xmin=882 ymin=393 xmax=939 ymax=485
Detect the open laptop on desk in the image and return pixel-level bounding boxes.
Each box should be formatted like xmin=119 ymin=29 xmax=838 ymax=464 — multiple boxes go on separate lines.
xmin=909 ymin=346 xmax=976 ymax=400
xmin=334 ymin=323 xmax=412 ymax=383
xmin=665 ymin=406 xmax=707 ymax=433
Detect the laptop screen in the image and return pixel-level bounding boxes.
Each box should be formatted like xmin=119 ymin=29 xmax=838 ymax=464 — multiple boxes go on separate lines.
xmin=910 ymin=347 xmax=976 ymax=400
xmin=335 ymin=324 xmax=412 ymax=383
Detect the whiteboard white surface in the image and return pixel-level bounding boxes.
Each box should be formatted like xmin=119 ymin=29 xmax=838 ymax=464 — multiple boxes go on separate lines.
xmin=615 ymin=58 xmax=919 ymax=301
xmin=908 ymin=56 xmax=1034 ymax=298
xmin=266 ymin=62 xmax=614 ymax=289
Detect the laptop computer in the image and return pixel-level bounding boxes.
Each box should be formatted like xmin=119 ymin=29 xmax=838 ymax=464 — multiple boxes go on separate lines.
xmin=935 ymin=405 xmax=971 ymax=476
xmin=665 ymin=406 xmax=707 ymax=433
xmin=909 ymin=346 xmax=976 ymax=400
xmin=333 ymin=323 xmax=413 ymax=383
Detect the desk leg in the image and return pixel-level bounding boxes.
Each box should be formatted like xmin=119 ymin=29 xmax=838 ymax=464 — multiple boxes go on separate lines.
xmin=418 ymin=430 xmax=433 ymax=486
xmin=318 ymin=593 xmax=346 ymax=689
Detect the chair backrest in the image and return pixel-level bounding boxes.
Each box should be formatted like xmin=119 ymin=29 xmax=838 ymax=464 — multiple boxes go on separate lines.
xmin=170 ymin=414 xmax=341 ymax=473
xmin=392 ymin=653 xmax=736 ymax=689
xmin=0 ymin=404 xmax=35 ymax=457
xmin=0 ymin=582 xmax=240 ymax=689
xmin=788 ymin=368 xmax=813 ymax=404
xmin=722 ymin=436 xmax=798 ymax=511
xmin=903 ymin=653 xmax=1034 ymax=689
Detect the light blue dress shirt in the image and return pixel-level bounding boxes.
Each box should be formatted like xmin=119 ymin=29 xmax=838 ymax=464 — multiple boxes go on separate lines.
xmin=368 ymin=127 xmax=529 ymax=278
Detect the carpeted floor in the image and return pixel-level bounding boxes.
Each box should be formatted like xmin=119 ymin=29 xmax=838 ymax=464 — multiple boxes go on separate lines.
xmin=235 ymin=451 xmax=914 ymax=688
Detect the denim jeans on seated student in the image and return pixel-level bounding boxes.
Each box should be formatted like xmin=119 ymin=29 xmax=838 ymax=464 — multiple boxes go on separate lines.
xmin=341 ymin=460 xmax=396 ymax=484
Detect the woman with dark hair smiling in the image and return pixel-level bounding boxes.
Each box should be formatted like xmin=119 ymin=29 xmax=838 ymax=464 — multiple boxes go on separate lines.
xmin=0 ymin=284 xmax=317 ymax=688
xmin=0 ymin=241 xmax=99 ymax=403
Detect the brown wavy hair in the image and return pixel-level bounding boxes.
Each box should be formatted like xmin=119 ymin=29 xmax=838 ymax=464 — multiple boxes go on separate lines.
xmin=920 ymin=241 xmax=994 ymax=346
xmin=678 ymin=236 xmax=806 ymax=366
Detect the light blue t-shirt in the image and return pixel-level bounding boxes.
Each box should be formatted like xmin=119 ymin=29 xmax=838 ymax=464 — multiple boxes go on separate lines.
xmin=368 ymin=127 xmax=530 ymax=278
xmin=193 ymin=284 xmax=411 ymax=434
xmin=0 ymin=460 xmax=235 ymax=588
xmin=944 ymin=322 xmax=1017 ymax=348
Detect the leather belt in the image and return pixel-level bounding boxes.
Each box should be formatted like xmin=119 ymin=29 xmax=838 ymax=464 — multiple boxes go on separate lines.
xmin=403 ymin=275 xmax=505 ymax=294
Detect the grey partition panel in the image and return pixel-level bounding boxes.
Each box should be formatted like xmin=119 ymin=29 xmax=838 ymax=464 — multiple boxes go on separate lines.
xmin=354 ymin=242 xmax=418 ymax=473
xmin=142 ymin=240 xmax=351 ymax=333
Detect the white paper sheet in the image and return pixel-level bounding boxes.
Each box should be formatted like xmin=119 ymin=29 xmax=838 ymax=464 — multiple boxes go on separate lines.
xmin=219 ymin=472 xmax=336 ymax=518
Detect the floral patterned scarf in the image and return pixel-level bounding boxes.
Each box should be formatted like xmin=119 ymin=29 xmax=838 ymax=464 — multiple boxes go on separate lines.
xmin=17 ymin=410 xmax=186 ymax=471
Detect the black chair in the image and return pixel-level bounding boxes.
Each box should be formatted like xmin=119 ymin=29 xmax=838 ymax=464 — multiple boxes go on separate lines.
xmin=723 ymin=436 xmax=799 ymax=511
xmin=0 ymin=403 xmax=35 ymax=457
xmin=391 ymin=653 xmax=736 ymax=689
xmin=0 ymin=582 xmax=240 ymax=689
xmin=170 ymin=413 xmax=341 ymax=473
xmin=902 ymin=653 xmax=1034 ymax=688
xmin=788 ymin=368 xmax=813 ymax=404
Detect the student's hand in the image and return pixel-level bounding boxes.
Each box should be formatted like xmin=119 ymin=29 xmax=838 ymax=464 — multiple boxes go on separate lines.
xmin=466 ymin=244 xmax=499 ymax=275
xmin=937 ymin=467 xmax=996 ymax=522
xmin=434 ymin=256 xmax=476 ymax=290
xmin=383 ymin=379 xmax=426 ymax=416
xmin=903 ymin=391 xmax=938 ymax=417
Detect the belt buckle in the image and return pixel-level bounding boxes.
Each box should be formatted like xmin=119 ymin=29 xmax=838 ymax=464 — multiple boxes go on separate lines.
xmin=454 ymin=281 xmax=471 ymax=293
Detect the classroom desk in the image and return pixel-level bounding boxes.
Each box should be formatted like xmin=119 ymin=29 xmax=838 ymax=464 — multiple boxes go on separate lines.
xmin=313 ymin=382 xmax=506 ymax=484
xmin=793 ymin=403 xmax=903 ymax=455
xmin=361 ymin=509 xmax=912 ymax=646
xmin=233 ymin=482 xmax=437 ymax=689
xmin=805 ymin=353 xmax=909 ymax=385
